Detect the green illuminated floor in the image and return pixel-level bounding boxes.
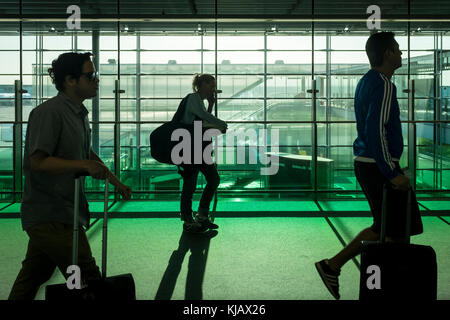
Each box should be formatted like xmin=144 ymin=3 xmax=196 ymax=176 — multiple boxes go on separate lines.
xmin=1 ymin=198 xmax=449 ymax=216
xmin=0 ymin=216 xmax=448 ymax=300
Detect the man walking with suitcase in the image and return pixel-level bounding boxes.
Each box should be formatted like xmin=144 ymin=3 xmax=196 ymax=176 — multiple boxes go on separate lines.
xmin=315 ymin=32 xmax=423 ymax=300
xmin=8 ymin=52 xmax=132 ymax=300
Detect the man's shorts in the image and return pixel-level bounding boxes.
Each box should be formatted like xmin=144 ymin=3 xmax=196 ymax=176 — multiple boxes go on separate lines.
xmin=354 ymin=161 xmax=423 ymax=238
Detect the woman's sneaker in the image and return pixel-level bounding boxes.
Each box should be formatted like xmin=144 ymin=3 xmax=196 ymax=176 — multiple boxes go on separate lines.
xmin=195 ymin=214 xmax=219 ymax=230
xmin=181 ymin=212 xmax=207 ymax=233
xmin=315 ymin=259 xmax=341 ymax=300
xmin=183 ymin=221 xmax=208 ymax=233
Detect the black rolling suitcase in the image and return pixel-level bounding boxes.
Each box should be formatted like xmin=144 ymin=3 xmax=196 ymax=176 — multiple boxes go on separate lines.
xmin=45 ymin=177 xmax=136 ymax=300
xmin=359 ymin=185 xmax=437 ymax=300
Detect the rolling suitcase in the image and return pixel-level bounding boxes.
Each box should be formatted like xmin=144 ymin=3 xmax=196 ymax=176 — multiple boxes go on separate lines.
xmin=45 ymin=177 xmax=136 ymax=300
xmin=359 ymin=185 xmax=437 ymax=300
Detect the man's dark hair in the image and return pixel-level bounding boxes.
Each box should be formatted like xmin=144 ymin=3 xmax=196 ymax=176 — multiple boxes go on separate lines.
xmin=48 ymin=52 xmax=93 ymax=92
xmin=365 ymin=32 xmax=396 ymax=67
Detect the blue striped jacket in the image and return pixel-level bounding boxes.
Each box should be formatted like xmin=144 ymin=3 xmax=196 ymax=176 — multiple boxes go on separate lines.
xmin=353 ymin=69 xmax=403 ymax=180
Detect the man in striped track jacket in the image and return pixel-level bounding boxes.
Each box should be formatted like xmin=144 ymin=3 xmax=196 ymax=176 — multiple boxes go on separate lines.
xmin=314 ymin=32 xmax=423 ymax=300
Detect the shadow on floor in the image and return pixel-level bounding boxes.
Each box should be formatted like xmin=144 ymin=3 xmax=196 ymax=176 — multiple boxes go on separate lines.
xmin=154 ymin=229 xmax=218 ymax=300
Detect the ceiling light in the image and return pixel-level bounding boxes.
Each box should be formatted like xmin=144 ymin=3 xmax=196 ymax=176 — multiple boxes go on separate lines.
xmin=196 ymin=24 xmax=204 ymax=35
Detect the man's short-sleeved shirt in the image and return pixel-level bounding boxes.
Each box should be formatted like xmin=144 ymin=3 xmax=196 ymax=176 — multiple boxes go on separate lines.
xmin=21 ymin=91 xmax=91 ymax=231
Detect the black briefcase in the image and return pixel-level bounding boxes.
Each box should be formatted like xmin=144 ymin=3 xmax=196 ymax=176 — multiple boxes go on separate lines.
xmin=359 ymin=185 xmax=437 ymax=300
xmin=45 ymin=177 xmax=136 ymax=300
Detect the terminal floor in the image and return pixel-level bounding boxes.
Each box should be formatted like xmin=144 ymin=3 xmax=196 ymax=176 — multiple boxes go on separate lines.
xmin=1 ymin=198 xmax=449 ymax=215
xmin=0 ymin=215 xmax=449 ymax=300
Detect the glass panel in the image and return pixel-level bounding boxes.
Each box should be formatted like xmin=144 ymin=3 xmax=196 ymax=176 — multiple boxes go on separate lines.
xmin=267 ymin=52 xmax=312 ymax=74
xmin=99 ymin=75 xmax=116 ymax=98
xmin=330 ymin=36 xmax=370 ymax=50
xmin=100 ymin=35 xmax=118 ymax=50
xmin=217 ymin=36 xmax=264 ymax=50
xmin=120 ymin=51 xmax=137 ymax=75
xmin=267 ymin=75 xmax=312 ymax=98
xmin=0 ymin=147 xmax=13 ymax=194
xmin=22 ymin=33 xmax=37 ymax=50
xmin=326 ymin=146 xmax=356 ymax=191
xmin=218 ymin=99 xmax=264 ymax=122
xmin=140 ymin=75 xmax=193 ymax=98
xmin=441 ymin=143 xmax=450 ymax=190
xmin=215 ymin=51 xmax=264 ymax=74
xmin=266 ymin=99 xmax=310 ymax=121
xmin=266 ymin=123 xmax=313 ymax=190
xmin=417 ymin=127 xmax=435 ymax=190
xmin=43 ymin=35 xmax=72 ymax=50
xmin=140 ymin=51 xmax=201 ymax=74
xmin=100 ymin=51 xmax=119 ymax=74
xmin=330 ymin=75 xmax=361 ymax=98
xmin=120 ymin=124 xmax=137 ymax=171
xmin=327 ymin=123 xmax=357 ymax=147
xmin=77 ymin=35 xmax=93 ymax=51
xmin=22 ymin=51 xmax=38 ymax=75
xmin=217 ymin=75 xmax=264 ymax=99
xmin=42 ymin=75 xmax=58 ymax=98
xmin=330 ymin=52 xmax=369 ymax=74
xmin=141 ymin=36 xmax=201 ymax=50
xmin=0 ymin=52 xmax=20 ymax=74
xmin=120 ymin=75 xmax=137 ymax=99
xmin=410 ymin=35 xmax=435 ymax=50
xmin=4 ymin=14 xmax=449 ymax=201
xmin=317 ymin=99 xmax=355 ymax=122
xmin=120 ymin=99 xmax=137 ymax=121
xmin=0 ymin=121 xmax=13 ymax=195
xmin=444 ymin=36 xmax=450 ymax=49
xmin=97 ymin=99 xmax=115 ymax=121
xmin=267 ymin=36 xmax=312 ymax=50
xmin=140 ymin=99 xmax=179 ymax=121
xmin=0 ymin=79 xmax=16 ymax=123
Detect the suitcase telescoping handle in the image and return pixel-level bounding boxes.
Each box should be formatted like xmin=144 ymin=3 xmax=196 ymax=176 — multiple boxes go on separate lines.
xmin=72 ymin=174 xmax=109 ymax=279
xmin=380 ymin=184 xmax=412 ymax=244
xmin=102 ymin=177 xmax=109 ymax=278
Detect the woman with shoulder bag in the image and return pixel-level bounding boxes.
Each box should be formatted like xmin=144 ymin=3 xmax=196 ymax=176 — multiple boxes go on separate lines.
xmin=178 ymin=74 xmax=227 ymax=233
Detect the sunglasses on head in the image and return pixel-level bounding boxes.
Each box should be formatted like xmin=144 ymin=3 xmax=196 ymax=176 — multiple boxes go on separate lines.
xmin=81 ymin=71 xmax=99 ymax=82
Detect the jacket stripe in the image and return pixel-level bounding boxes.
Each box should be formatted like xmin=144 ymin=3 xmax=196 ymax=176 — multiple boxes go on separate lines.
xmin=379 ymin=74 xmax=395 ymax=170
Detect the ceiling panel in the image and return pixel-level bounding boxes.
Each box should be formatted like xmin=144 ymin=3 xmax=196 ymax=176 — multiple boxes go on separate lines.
xmin=0 ymin=0 xmax=448 ymax=32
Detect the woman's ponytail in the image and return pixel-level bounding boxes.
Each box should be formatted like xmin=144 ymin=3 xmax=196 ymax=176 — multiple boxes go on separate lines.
xmin=192 ymin=73 xmax=215 ymax=92
xmin=192 ymin=73 xmax=201 ymax=92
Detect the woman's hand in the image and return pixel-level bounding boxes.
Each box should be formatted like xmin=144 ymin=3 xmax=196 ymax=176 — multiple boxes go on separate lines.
xmin=207 ymin=95 xmax=215 ymax=108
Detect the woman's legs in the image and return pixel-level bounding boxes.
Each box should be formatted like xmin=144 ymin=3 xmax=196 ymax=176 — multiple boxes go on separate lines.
xmin=197 ymin=163 xmax=220 ymax=217
xmin=180 ymin=163 xmax=220 ymax=230
xmin=180 ymin=165 xmax=200 ymax=223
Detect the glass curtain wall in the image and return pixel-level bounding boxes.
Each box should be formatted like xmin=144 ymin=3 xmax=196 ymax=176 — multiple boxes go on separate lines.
xmin=0 ymin=22 xmax=19 ymax=201
xmin=1 ymin=1 xmax=449 ymax=204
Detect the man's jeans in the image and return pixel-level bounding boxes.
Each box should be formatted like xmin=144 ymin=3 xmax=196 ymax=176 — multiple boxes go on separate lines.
xmin=8 ymin=222 xmax=101 ymax=300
